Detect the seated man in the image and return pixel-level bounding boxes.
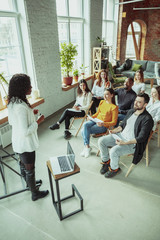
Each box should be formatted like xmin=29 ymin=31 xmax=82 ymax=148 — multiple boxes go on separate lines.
xmin=115 ymin=78 xmax=137 ymax=127
xmin=98 ymin=93 xmax=154 ymax=178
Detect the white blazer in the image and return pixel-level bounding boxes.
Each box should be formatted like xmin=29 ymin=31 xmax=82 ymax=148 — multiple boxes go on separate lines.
xmin=8 ymin=100 xmax=39 ymax=154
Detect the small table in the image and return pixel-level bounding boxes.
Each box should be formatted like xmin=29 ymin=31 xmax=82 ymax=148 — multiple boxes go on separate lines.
xmin=47 ymin=160 xmax=83 ymax=221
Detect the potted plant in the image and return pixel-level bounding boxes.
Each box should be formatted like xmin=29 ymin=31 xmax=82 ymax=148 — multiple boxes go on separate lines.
xmin=73 ymin=69 xmax=79 ymax=82
xmin=96 ymin=36 xmax=106 ymax=47
xmin=0 ymin=73 xmax=9 ymax=107
xmin=60 ymin=42 xmax=78 ymax=85
xmin=80 ymin=64 xmax=88 ymax=77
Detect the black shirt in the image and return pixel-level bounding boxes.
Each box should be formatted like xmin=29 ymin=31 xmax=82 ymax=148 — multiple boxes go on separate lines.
xmin=115 ymin=88 xmax=137 ymax=114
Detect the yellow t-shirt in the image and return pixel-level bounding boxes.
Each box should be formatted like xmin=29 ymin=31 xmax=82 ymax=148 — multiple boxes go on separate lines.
xmin=92 ymin=100 xmax=118 ymax=128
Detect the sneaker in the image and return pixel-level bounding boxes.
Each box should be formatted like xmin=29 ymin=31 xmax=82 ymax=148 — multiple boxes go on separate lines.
xmin=64 ymin=130 xmax=72 ymax=139
xmin=80 ymin=148 xmax=86 ymax=157
xmin=100 ymin=160 xmax=110 ymax=174
xmin=85 ymin=147 xmax=92 ymax=158
xmin=104 ymin=167 xmax=121 ymax=178
xmin=49 ymin=123 xmax=60 ymax=130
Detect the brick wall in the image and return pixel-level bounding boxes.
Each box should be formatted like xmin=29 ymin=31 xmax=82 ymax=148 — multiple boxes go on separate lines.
xmin=117 ymin=0 xmax=160 ymax=63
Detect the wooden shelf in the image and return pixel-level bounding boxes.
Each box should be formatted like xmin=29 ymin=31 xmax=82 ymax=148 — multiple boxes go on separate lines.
xmin=62 ymin=74 xmax=95 ymax=91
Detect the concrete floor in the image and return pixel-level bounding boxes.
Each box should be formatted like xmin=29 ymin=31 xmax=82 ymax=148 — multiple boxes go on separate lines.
xmin=0 ymin=84 xmax=160 ymax=240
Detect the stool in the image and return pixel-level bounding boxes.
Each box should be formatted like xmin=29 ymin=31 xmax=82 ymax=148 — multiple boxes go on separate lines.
xmin=46 ymin=161 xmax=83 ymax=221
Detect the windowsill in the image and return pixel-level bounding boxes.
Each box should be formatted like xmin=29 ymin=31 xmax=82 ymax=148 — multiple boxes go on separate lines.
xmin=0 ymin=97 xmax=45 ymax=125
xmin=62 ymin=74 xmax=95 ymax=91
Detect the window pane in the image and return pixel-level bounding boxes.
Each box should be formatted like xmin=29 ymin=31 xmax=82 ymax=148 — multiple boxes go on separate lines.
xmin=56 ymin=0 xmax=67 ymax=16
xmin=69 ymin=0 xmax=82 ymax=17
xmin=58 ymin=22 xmax=68 ymax=45
xmin=0 ymin=17 xmax=23 ymax=76
xmin=70 ymin=22 xmax=82 ymax=68
xmin=107 ymin=0 xmax=114 ymax=20
xmin=0 ymin=0 xmax=13 ymax=11
xmin=105 ymin=22 xmax=114 ymax=46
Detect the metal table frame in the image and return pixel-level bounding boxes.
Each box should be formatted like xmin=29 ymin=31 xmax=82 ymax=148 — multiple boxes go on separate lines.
xmin=47 ymin=161 xmax=83 ymax=221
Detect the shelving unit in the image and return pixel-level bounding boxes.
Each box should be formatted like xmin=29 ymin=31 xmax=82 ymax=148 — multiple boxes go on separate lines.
xmin=93 ymin=47 xmax=109 ymax=72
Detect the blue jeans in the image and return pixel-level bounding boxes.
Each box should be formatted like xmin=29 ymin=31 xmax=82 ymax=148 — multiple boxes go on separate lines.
xmin=98 ymin=134 xmax=135 ymax=170
xmin=81 ymin=121 xmax=107 ymax=145
xmin=115 ymin=113 xmax=126 ymax=127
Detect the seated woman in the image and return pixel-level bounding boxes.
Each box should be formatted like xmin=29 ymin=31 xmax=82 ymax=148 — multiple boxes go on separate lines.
xmin=49 ymin=79 xmax=92 ymax=139
xmin=91 ymin=69 xmax=111 ymax=114
xmin=81 ymin=88 xmax=118 ymax=158
xmin=132 ymin=69 xmax=145 ymax=94
xmin=146 ymin=86 xmax=160 ymax=130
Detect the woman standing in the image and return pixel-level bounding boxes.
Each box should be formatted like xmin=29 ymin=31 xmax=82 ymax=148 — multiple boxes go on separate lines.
xmin=81 ymin=88 xmax=118 ymax=158
xmin=132 ymin=69 xmax=145 ymax=94
xmin=49 ymin=79 xmax=92 ymax=139
xmin=146 ymin=86 xmax=160 ymax=130
xmin=8 ymin=74 xmax=49 ymax=201
xmin=91 ymin=69 xmax=111 ymax=114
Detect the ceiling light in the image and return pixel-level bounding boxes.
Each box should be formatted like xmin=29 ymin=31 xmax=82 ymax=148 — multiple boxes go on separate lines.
xmin=133 ymin=7 xmax=160 ymax=10
xmin=115 ymin=0 xmax=144 ymax=5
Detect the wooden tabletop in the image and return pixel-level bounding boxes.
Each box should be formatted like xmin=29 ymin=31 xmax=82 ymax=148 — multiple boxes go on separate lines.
xmin=0 ymin=97 xmax=44 ymax=125
xmin=47 ymin=160 xmax=80 ymax=180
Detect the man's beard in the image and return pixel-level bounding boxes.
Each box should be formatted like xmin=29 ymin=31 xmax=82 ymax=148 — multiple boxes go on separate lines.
xmin=134 ymin=105 xmax=144 ymax=111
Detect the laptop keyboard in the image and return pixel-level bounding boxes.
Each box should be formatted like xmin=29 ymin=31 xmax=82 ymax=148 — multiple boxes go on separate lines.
xmin=58 ymin=156 xmax=71 ymax=172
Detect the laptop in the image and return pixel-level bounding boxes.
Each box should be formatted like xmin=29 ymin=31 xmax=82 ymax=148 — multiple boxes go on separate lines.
xmin=49 ymin=141 xmax=75 ymax=175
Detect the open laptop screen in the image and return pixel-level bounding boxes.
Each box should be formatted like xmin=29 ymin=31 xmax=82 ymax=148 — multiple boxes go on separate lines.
xmin=67 ymin=141 xmax=75 ymax=169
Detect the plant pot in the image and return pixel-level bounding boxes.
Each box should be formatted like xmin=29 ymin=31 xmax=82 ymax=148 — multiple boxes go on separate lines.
xmin=63 ymin=76 xmax=73 ymax=85
xmin=73 ymin=76 xmax=79 ymax=82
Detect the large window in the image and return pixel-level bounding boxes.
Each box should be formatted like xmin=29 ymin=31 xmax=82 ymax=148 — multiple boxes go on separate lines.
xmin=102 ymin=0 xmax=119 ymax=63
xmin=126 ymin=22 xmax=141 ymax=60
xmin=56 ymin=0 xmax=86 ymax=73
xmin=0 ymin=1 xmax=25 ymax=85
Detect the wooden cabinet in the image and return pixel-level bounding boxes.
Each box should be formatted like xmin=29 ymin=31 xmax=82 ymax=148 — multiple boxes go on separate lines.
xmin=93 ymin=47 xmax=109 ymax=73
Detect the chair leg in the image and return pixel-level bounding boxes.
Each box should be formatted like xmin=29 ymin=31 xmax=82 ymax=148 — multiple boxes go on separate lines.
xmin=145 ymin=143 xmax=149 ymax=167
xmin=75 ymin=118 xmax=85 ymax=137
xmin=125 ymin=163 xmax=135 ymax=177
xmin=69 ymin=118 xmax=75 ymax=129
xmin=158 ymin=125 xmax=160 ymax=147
xmin=96 ymin=149 xmax=100 ymax=156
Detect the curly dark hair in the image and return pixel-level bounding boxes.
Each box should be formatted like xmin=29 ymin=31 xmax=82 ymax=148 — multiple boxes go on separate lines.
xmin=77 ymin=79 xmax=91 ymax=96
xmin=8 ymin=73 xmax=31 ymax=107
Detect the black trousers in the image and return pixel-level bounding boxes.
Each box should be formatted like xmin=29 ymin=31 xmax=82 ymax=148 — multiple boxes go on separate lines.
xmin=90 ymin=97 xmax=103 ymax=114
xmin=59 ymin=109 xmax=85 ymax=129
xmin=19 ymin=151 xmax=35 ymax=170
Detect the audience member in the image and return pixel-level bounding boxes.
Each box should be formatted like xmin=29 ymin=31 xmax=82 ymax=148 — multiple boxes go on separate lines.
xmin=98 ymin=93 xmax=153 ymax=178
xmin=146 ymin=86 xmax=160 ymax=130
xmin=91 ymin=69 xmax=111 ymax=114
xmin=49 ymin=79 xmax=92 ymax=139
xmin=132 ymin=69 xmax=145 ymax=94
xmin=114 ymin=78 xmax=136 ymax=127
xmin=8 ymin=74 xmax=49 ymax=201
xmin=81 ymin=88 xmax=118 ymax=158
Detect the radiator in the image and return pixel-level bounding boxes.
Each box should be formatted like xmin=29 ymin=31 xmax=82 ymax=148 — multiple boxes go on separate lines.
xmin=0 ymin=124 xmax=12 ymax=148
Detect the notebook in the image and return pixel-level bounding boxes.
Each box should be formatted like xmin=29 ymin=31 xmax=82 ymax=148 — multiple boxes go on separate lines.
xmin=49 ymin=141 xmax=75 ymax=175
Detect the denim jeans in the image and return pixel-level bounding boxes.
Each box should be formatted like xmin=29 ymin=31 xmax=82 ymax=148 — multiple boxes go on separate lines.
xmin=81 ymin=120 xmax=107 ymax=145
xmin=115 ymin=113 xmax=126 ymax=127
xmin=98 ymin=134 xmax=135 ymax=170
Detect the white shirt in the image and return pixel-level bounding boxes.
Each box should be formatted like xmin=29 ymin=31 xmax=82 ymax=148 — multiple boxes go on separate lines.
xmin=132 ymin=82 xmax=145 ymax=94
xmin=146 ymin=98 xmax=160 ymax=130
xmin=8 ymin=100 xmax=39 ymax=154
xmin=121 ymin=113 xmax=138 ymax=141
xmin=75 ymin=92 xmax=92 ymax=112
xmin=91 ymin=79 xmax=106 ymax=98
